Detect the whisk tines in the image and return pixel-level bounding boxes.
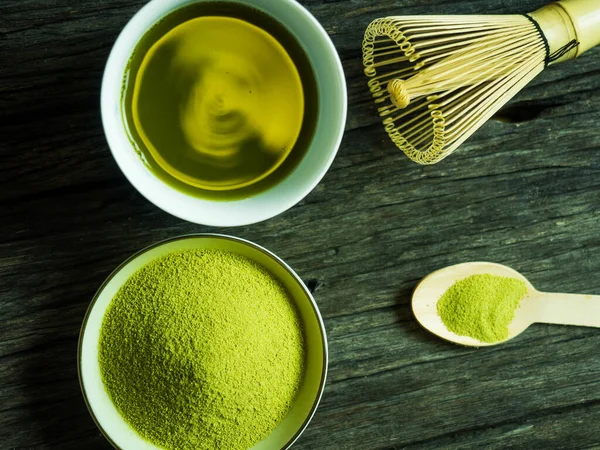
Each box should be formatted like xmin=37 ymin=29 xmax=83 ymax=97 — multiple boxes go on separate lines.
xmin=363 ymin=0 xmax=600 ymax=164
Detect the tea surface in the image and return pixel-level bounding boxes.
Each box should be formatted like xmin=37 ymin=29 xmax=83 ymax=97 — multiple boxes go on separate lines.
xmin=122 ymin=3 xmax=318 ymax=200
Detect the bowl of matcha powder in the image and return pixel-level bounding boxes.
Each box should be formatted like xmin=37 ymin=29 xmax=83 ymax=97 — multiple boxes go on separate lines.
xmin=78 ymin=234 xmax=327 ymax=450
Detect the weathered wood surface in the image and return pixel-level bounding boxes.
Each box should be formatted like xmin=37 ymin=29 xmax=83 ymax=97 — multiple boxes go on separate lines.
xmin=1 ymin=0 xmax=600 ymax=448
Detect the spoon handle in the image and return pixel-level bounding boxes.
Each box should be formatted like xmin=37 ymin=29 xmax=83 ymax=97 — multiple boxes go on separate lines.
xmin=535 ymin=292 xmax=600 ymax=327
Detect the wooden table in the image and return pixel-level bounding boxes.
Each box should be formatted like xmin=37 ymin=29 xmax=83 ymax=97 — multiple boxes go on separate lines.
xmin=2 ymin=0 xmax=599 ymax=448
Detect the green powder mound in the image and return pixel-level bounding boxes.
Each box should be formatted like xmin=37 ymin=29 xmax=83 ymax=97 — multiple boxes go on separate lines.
xmin=436 ymin=274 xmax=528 ymax=343
xmin=98 ymin=249 xmax=306 ymax=450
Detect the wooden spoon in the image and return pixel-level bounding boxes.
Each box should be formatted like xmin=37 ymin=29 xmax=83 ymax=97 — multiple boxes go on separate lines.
xmin=412 ymin=262 xmax=600 ymax=347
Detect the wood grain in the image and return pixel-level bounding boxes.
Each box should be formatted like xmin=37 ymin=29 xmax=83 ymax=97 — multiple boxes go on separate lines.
xmin=1 ymin=0 xmax=600 ymax=449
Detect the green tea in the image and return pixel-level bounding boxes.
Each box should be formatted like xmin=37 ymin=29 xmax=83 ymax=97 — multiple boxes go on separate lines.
xmin=122 ymin=2 xmax=318 ymax=200
xmin=99 ymin=249 xmax=306 ymax=449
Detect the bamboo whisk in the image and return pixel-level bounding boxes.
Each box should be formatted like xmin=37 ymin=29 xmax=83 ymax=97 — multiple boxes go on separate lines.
xmin=363 ymin=0 xmax=600 ymax=164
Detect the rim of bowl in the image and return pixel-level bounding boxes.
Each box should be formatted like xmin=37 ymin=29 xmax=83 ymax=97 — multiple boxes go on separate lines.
xmin=100 ymin=0 xmax=348 ymax=227
xmin=77 ymin=233 xmax=329 ymax=450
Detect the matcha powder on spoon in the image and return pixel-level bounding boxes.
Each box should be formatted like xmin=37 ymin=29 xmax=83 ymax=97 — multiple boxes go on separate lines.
xmin=98 ymin=249 xmax=306 ymax=450
xmin=437 ymin=274 xmax=528 ymax=343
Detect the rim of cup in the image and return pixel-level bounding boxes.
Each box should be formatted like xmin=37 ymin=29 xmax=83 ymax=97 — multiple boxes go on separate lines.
xmin=101 ymin=0 xmax=347 ymax=227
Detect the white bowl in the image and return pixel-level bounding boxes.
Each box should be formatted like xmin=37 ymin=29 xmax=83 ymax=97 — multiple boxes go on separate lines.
xmin=78 ymin=234 xmax=328 ymax=449
xmin=101 ymin=0 xmax=347 ymax=227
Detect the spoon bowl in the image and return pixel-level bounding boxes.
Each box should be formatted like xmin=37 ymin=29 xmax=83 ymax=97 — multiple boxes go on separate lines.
xmin=412 ymin=262 xmax=599 ymax=347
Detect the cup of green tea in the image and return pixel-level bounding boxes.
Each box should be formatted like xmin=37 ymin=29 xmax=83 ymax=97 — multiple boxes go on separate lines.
xmin=101 ymin=0 xmax=347 ymax=227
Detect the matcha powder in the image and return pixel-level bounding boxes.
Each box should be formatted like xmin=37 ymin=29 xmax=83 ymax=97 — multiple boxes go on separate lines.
xmin=437 ymin=274 xmax=528 ymax=343
xmin=98 ymin=249 xmax=306 ymax=450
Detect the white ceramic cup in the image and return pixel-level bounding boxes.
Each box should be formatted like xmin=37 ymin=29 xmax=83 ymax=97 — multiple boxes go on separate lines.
xmin=101 ymin=0 xmax=347 ymax=227
xmin=79 ymin=234 xmax=328 ymax=450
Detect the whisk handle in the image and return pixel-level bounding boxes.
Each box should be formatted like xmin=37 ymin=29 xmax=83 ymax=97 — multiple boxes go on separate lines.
xmin=557 ymin=0 xmax=600 ymax=56
xmin=531 ymin=0 xmax=600 ymax=62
